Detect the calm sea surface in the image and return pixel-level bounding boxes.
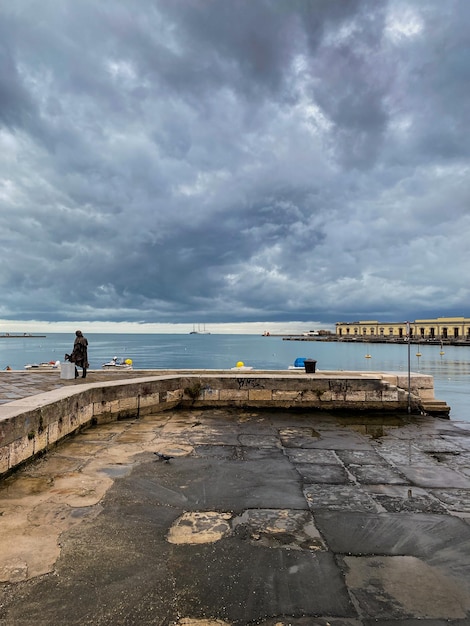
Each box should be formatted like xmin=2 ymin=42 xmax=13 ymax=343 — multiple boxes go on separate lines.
xmin=1 ymin=333 xmax=469 ymax=422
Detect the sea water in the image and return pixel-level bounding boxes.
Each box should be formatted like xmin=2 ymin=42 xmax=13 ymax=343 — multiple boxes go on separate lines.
xmin=1 ymin=333 xmax=469 ymax=422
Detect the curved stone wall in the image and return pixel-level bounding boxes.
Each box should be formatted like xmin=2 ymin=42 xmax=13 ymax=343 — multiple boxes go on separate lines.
xmin=0 ymin=371 xmax=443 ymax=478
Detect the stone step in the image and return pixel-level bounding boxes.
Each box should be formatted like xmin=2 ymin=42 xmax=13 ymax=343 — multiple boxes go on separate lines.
xmin=421 ymin=399 xmax=451 ymax=417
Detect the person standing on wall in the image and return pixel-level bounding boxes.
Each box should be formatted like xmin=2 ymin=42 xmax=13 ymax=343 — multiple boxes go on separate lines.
xmin=69 ymin=330 xmax=89 ymax=379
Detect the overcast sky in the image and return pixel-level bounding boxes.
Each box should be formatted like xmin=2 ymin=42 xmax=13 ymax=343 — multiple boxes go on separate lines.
xmin=1 ymin=0 xmax=469 ymax=332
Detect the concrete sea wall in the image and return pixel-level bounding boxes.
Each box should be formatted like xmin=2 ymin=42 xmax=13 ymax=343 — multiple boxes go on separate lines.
xmin=0 ymin=370 xmax=447 ymax=477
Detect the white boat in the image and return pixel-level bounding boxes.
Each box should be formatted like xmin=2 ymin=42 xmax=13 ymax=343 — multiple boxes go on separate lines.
xmin=24 ymin=360 xmax=60 ymax=370
xmin=102 ymin=357 xmax=133 ymax=369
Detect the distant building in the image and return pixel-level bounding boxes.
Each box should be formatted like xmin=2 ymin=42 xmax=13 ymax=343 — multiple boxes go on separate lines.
xmin=335 ymin=317 xmax=470 ymax=341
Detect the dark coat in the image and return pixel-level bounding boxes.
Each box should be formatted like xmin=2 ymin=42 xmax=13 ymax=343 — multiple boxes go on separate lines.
xmin=70 ymin=334 xmax=89 ymax=368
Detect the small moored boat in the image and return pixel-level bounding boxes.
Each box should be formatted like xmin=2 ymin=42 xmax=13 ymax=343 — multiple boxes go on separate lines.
xmin=102 ymin=357 xmax=133 ymax=369
xmin=288 ymin=357 xmax=308 ymax=370
xmin=24 ymin=360 xmax=60 ymax=370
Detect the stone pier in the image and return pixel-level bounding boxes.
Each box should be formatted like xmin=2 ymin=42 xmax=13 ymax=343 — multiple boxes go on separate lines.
xmin=0 ymin=369 xmax=468 ymax=625
xmin=0 ymin=369 xmax=449 ymax=478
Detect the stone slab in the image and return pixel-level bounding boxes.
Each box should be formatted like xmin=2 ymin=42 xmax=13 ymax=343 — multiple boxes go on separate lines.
xmin=304 ymin=485 xmax=378 ymax=512
xmin=344 ymin=555 xmax=470 ymax=619
xmin=347 ymin=464 xmax=409 ymax=485
xmin=313 ymin=511 xmax=470 ymax=560
xmin=295 ymin=463 xmax=351 ymax=484
xmin=336 ymin=449 xmax=390 ymax=466
xmin=373 ymin=493 xmax=447 ymax=513
xmin=395 ymin=463 xmax=470 ymax=488
xmin=126 ymin=455 xmax=309 ymax=511
xmin=430 ymin=488 xmax=470 ymax=513
xmin=173 ymin=543 xmax=356 ymax=621
xmin=285 ymin=449 xmax=342 ymax=464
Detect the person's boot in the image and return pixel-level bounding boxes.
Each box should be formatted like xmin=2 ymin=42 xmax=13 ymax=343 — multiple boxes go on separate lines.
xmin=75 ymin=367 xmax=79 ymax=379
xmin=82 ymin=369 xmax=87 ymax=378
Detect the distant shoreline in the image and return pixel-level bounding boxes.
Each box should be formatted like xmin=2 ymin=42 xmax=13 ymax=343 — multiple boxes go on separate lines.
xmin=0 ymin=334 xmax=47 ymax=339
xmin=277 ymin=335 xmax=470 ymax=347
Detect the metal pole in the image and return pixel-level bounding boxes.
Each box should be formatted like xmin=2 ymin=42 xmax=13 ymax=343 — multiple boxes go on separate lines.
xmin=407 ymin=321 xmax=411 ymax=414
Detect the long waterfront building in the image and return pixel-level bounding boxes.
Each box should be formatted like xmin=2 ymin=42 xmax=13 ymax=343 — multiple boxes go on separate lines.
xmin=336 ymin=316 xmax=470 ymax=341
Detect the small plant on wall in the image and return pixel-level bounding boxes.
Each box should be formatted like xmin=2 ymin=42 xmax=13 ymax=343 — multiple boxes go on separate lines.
xmin=184 ymin=381 xmax=202 ymax=402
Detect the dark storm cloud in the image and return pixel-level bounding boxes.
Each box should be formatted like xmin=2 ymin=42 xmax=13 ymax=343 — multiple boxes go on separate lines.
xmin=0 ymin=44 xmax=35 ymax=128
xmin=0 ymin=0 xmax=469 ymax=326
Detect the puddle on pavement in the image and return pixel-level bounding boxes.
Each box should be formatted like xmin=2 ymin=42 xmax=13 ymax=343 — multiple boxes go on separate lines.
xmin=111 ymin=431 xmax=155 ymax=444
xmin=0 ymin=475 xmax=53 ymax=497
xmin=340 ymin=415 xmax=406 ymax=439
xmin=55 ymin=441 xmax=108 ymax=457
xmin=69 ymin=505 xmax=103 ymax=519
xmin=279 ymin=427 xmax=321 ymax=439
xmin=344 ymin=555 xmax=470 ymax=619
xmin=78 ymin=430 xmax=117 ymax=442
xmin=99 ymin=464 xmax=134 ymax=478
xmin=340 ymin=414 xmax=406 ymax=426
xmin=23 ymin=455 xmax=84 ymax=476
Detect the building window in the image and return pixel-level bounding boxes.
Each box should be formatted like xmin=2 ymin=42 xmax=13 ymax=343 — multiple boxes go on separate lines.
xmin=389 ymin=328 xmax=393 ymax=335
xmin=354 ymin=328 xmax=358 ymax=335
xmin=442 ymin=327 xmax=447 ymax=339
xmin=420 ymin=328 xmax=425 ymax=338
xmin=363 ymin=328 xmax=367 ymax=335
xmin=430 ymin=327 xmax=435 ymax=338
xmin=371 ymin=328 xmax=375 ymax=335
xmin=379 ymin=328 xmax=384 ymax=336
xmin=454 ymin=327 xmax=459 ymax=338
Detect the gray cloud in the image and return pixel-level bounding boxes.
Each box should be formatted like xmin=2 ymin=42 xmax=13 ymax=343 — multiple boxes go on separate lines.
xmin=0 ymin=0 xmax=469 ymax=327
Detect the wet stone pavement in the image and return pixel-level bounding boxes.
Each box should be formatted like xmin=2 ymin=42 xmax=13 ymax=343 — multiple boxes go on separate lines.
xmin=1 ymin=405 xmax=470 ymax=625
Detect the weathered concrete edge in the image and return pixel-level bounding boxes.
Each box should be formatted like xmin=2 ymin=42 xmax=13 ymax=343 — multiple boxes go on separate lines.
xmin=0 ymin=370 xmax=445 ymax=477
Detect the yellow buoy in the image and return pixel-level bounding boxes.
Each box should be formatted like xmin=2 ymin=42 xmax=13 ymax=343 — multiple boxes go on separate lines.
xmin=416 ymin=352 xmax=422 ymax=357
xmin=236 ymin=361 xmax=244 ymax=367
xmin=125 ymin=358 xmax=133 ymax=365
xmin=365 ymin=354 xmax=371 ymax=359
